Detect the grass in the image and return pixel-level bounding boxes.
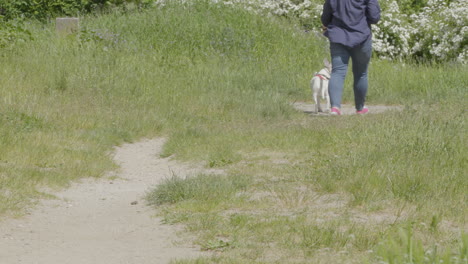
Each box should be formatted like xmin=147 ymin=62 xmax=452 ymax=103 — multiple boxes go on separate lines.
xmin=1 ymin=1 xmax=467 ymax=263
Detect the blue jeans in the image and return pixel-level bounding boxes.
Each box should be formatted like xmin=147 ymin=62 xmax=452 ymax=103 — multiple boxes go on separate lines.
xmin=328 ymin=37 xmax=373 ymax=111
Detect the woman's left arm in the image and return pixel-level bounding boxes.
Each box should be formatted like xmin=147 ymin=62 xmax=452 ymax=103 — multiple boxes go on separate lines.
xmin=321 ymin=0 xmax=333 ymax=27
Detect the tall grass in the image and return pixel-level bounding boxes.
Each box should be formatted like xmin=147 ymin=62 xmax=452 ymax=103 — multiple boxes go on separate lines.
xmin=0 ymin=0 xmax=321 ymax=214
xmin=1 ymin=1 xmax=466 ymax=262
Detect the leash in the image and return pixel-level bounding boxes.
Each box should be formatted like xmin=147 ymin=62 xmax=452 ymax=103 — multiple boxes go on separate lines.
xmin=314 ymin=73 xmax=330 ymax=81
xmin=313 ymin=29 xmax=331 ymax=58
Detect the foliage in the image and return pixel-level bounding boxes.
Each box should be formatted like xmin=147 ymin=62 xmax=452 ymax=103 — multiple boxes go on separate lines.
xmin=0 ymin=0 xmax=153 ymax=21
xmin=0 ymin=17 xmax=32 ymax=49
xmin=0 ymin=0 xmax=88 ymax=20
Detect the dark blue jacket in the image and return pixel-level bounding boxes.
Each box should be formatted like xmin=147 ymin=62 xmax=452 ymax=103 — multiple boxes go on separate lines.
xmin=321 ymin=0 xmax=381 ymax=47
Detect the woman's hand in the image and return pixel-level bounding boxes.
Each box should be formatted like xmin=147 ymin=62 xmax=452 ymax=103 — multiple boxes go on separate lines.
xmin=322 ymin=25 xmax=327 ymax=33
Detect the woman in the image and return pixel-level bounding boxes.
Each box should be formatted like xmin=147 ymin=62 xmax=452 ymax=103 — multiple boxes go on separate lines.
xmin=321 ymin=0 xmax=381 ymax=115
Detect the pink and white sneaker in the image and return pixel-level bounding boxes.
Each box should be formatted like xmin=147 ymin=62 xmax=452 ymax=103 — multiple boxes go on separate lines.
xmin=330 ymin=107 xmax=341 ymax=115
xmin=356 ymin=106 xmax=369 ymax=114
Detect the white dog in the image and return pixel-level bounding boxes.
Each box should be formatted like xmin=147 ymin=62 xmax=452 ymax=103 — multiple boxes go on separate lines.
xmin=310 ymin=58 xmax=332 ymax=113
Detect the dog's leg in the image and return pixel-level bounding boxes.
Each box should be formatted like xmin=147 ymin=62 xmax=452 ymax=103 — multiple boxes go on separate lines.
xmin=311 ymin=78 xmax=319 ymax=113
xmin=317 ymin=79 xmax=323 ymax=112
xmin=325 ymin=94 xmax=330 ymax=112
xmin=324 ymin=80 xmax=330 ymax=112
xmin=313 ymin=92 xmax=319 ymax=113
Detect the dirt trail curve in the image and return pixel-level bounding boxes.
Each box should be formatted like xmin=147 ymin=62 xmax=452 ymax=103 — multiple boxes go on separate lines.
xmin=0 ymin=138 xmax=205 ymax=264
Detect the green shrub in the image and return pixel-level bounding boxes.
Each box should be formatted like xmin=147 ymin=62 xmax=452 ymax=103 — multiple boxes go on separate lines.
xmin=0 ymin=0 xmax=152 ymax=21
xmin=0 ymin=0 xmax=87 ymax=20
xmin=0 ymin=17 xmax=32 ymax=49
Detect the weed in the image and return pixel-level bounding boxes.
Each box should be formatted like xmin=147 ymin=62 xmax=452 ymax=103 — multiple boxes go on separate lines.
xmin=147 ymin=173 xmax=250 ymax=206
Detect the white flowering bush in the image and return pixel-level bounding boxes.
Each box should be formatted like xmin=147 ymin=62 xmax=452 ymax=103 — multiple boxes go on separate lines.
xmin=373 ymin=0 xmax=467 ymax=63
xmin=154 ymin=0 xmax=467 ymax=63
xmin=371 ymin=1 xmax=412 ymax=60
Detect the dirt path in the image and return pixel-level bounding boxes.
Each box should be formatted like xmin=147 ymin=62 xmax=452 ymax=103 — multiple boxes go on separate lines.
xmin=292 ymin=102 xmax=403 ymax=115
xmin=0 ymin=138 xmax=205 ymax=264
